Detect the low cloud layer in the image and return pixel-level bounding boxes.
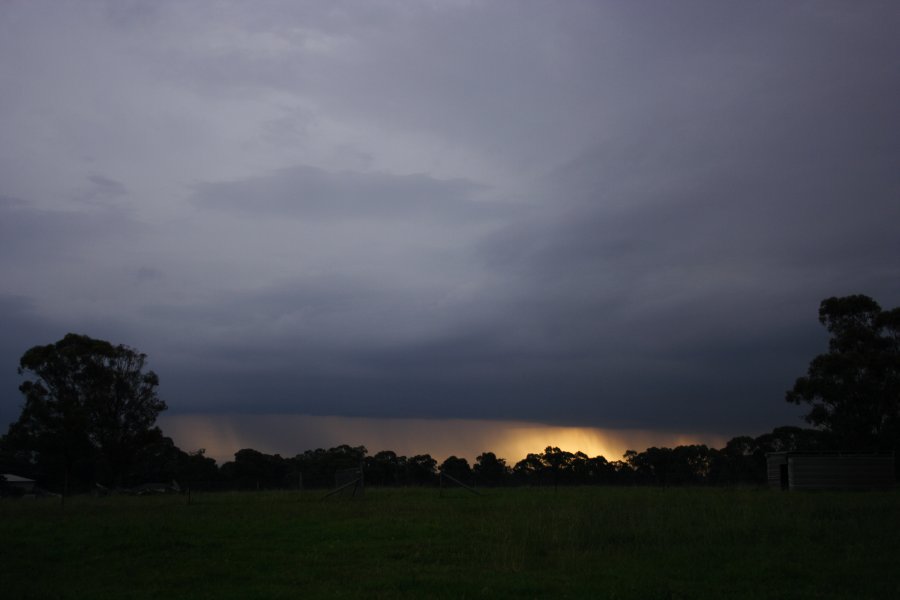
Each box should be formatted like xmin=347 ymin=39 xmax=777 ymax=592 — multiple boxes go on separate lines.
xmin=1 ymin=1 xmax=898 ymax=442
xmin=193 ymin=165 xmax=496 ymax=221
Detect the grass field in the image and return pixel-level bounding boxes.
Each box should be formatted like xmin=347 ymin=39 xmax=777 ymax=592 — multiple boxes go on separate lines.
xmin=2 ymin=486 xmax=899 ymax=599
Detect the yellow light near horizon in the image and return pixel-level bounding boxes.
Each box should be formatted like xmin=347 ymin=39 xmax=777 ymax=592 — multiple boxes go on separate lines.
xmin=158 ymin=414 xmax=728 ymax=466
xmin=491 ymin=426 xmax=619 ymax=461
xmin=488 ymin=426 xmax=722 ymax=463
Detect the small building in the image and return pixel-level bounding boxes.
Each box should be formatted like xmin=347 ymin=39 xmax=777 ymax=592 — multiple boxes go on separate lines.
xmin=0 ymin=474 xmax=36 ymax=495
xmin=766 ymin=452 xmax=895 ymax=491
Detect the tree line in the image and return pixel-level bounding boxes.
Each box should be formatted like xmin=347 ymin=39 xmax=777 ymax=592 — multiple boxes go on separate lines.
xmin=142 ymin=424 xmax=839 ymax=491
xmin=0 ymin=425 xmax=839 ymax=493
xmin=2 ymin=294 xmax=898 ymax=494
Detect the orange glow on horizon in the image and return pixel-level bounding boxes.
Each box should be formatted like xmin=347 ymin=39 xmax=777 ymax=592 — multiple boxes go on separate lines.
xmin=158 ymin=414 xmax=729 ymax=466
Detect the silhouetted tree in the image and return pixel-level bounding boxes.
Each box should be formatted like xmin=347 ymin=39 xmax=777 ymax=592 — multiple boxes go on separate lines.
xmin=787 ymin=294 xmax=900 ymax=452
xmin=365 ymin=450 xmax=407 ymax=486
xmin=405 ymin=454 xmax=437 ymax=485
xmin=609 ymin=458 xmax=635 ymax=484
xmin=753 ymin=425 xmax=830 ymax=454
xmin=439 ymin=455 xmax=472 ymax=483
xmin=129 ymin=436 xmax=219 ymax=487
xmin=473 ymin=451 xmax=509 ymax=485
xmin=6 ymin=334 xmax=166 ymax=490
xmin=578 ymin=454 xmax=616 ymax=484
xmin=626 ymin=447 xmax=670 ymax=484
xmin=219 ymin=449 xmax=292 ymax=489
xmin=568 ymin=451 xmax=591 ymax=484
xmin=671 ymin=445 xmax=713 ymax=484
xmin=541 ymin=446 xmax=575 ymax=488
xmin=290 ymin=445 xmax=368 ymax=488
xmin=512 ymin=453 xmax=546 ymax=485
xmin=622 ymin=445 xmax=716 ymax=485
xmin=709 ymin=436 xmax=764 ymax=484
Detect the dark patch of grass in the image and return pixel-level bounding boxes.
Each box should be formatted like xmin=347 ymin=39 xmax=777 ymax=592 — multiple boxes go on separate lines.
xmin=1 ymin=487 xmax=899 ymax=598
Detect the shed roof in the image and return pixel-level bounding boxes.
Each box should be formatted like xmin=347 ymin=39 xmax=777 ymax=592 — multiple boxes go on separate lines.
xmin=1 ymin=474 xmax=36 ymax=483
xmin=765 ymin=451 xmax=894 ymax=457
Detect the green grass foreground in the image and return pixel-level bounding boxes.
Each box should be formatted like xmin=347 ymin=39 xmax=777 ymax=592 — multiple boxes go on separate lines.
xmin=2 ymin=487 xmax=899 ymax=599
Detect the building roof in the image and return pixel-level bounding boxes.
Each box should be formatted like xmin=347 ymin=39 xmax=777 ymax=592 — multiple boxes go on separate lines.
xmin=765 ymin=451 xmax=894 ymax=457
xmin=1 ymin=474 xmax=36 ymax=483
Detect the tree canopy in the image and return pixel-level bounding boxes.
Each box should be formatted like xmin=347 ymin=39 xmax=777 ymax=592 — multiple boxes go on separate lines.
xmin=786 ymin=294 xmax=900 ymax=452
xmin=6 ymin=333 xmax=167 ymax=487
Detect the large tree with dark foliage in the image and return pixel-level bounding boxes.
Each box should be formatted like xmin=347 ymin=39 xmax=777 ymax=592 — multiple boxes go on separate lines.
xmin=473 ymin=451 xmax=509 ymax=485
xmin=786 ymin=295 xmax=900 ymax=452
xmin=405 ymin=454 xmax=437 ymax=485
xmin=439 ymin=455 xmax=472 ymax=483
xmin=5 ymin=333 xmax=167 ymax=489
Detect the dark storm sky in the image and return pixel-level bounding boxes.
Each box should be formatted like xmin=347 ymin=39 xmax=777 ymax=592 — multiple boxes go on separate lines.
xmin=2 ymin=1 xmax=899 ymax=439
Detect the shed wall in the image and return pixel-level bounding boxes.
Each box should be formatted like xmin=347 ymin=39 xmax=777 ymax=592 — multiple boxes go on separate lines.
xmin=766 ymin=454 xmax=788 ymax=489
xmin=787 ymin=455 xmax=895 ymax=491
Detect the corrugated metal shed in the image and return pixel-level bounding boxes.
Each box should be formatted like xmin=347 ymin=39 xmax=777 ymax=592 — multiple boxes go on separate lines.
xmin=765 ymin=453 xmax=895 ymax=491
